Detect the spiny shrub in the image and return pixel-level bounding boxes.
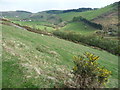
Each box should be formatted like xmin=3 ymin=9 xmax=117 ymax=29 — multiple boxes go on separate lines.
xmin=71 ymin=52 xmax=111 ymax=88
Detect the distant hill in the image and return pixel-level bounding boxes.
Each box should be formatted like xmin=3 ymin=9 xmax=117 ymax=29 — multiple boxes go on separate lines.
xmin=24 ymin=12 xmax=62 ymax=24
xmin=91 ymin=2 xmax=118 ymax=34
xmin=21 ymin=8 xmax=96 ymax=24
xmin=1 ymin=2 xmax=118 ymax=21
xmin=45 ymin=8 xmax=97 ymax=14
xmin=56 ymin=2 xmax=118 ymax=36
xmin=0 ymin=7 xmax=98 ymax=24
xmin=0 ymin=11 xmax=62 ymax=24
xmin=0 ymin=10 xmax=32 ymax=20
xmin=60 ymin=22 xmax=97 ymax=35
xmin=59 ymin=16 xmax=102 ymax=35
xmin=57 ymin=2 xmax=118 ymax=21
xmin=92 ymin=2 xmax=118 ymax=24
xmin=1 ymin=2 xmax=118 ymax=24
xmin=1 ymin=2 xmax=118 ymax=35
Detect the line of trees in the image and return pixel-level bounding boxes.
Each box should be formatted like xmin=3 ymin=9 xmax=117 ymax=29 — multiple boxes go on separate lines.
xmin=73 ymin=16 xmax=103 ymax=30
xmin=53 ymin=31 xmax=119 ymax=56
xmin=46 ymin=8 xmax=98 ymax=14
xmin=63 ymin=8 xmax=93 ymax=13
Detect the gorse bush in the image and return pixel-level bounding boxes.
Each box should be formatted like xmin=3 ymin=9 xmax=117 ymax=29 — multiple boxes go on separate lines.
xmin=53 ymin=31 xmax=119 ymax=55
xmin=71 ymin=52 xmax=111 ymax=88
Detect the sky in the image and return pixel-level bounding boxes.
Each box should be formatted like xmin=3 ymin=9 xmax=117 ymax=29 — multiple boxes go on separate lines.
xmin=0 ymin=0 xmax=119 ymax=13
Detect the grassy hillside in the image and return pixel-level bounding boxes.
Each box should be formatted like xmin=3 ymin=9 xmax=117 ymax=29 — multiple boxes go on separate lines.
xmin=25 ymin=12 xmax=62 ymax=24
xmin=92 ymin=2 xmax=118 ymax=36
xmin=2 ymin=20 xmax=118 ymax=88
xmin=12 ymin=20 xmax=97 ymax=34
xmin=12 ymin=21 xmax=55 ymax=32
xmin=1 ymin=11 xmax=32 ymax=20
xmin=92 ymin=2 xmax=118 ymax=25
xmin=1 ymin=2 xmax=117 ymax=23
xmin=1 ymin=2 xmax=118 ymax=36
xmin=1 ymin=11 xmax=62 ymax=24
xmin=60 ymin=22 xmax=97 ymax=35
xmin=57 ymin=2 xmax=117 ymax=21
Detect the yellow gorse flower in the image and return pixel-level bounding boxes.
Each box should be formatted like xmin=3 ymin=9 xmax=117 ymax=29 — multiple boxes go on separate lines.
xmin=73 ymin=66 xmax=78 ymax=71
xmin=73 ymin=56 xmax=77 ymax=60
xmin=89 ymin=53 xmax=94 ymax=57
xmin=79 ymin=56 xmax=84 ymax=60
xmin=84 ymin=52 xmax=99 ymax=61
xmin=72 ymin=52 xmax=111 ymax=86
xmin=92 ymin=56 xmax=99 ymax=61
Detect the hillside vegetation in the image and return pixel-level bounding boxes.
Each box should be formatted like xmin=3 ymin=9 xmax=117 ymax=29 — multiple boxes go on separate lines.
xmin=92 ymin=2 xmax=118 ymax=36
xmin=60 ymin=22 xmax=96 ymax=35
xmin=45 ymin=8 xmax=95 ymax=14
xmin=1 ymin=11 xmax=32 ymax=20
xmin=1 ymin=2 xmax=117 ymax=22
xmin=57 ymin=2 xmax=117 ymax=21
xmin=1 ymin=1 xmax=119 ymax=88
xmin=1 ymin=19 xmax=118 ymax=88
xmin=1 ymin=2 xmax=118 ymax=36
xmin=12 ymin=21 xmax=55 ymax=32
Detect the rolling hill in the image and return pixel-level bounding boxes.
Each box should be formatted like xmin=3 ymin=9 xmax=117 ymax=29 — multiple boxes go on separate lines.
xmin=60 ymin=22 xmax=97 ymax=35
xmin=1 ymin=10 xmax=32 ymax=20
xmin=1 ymin=1 xmax=119 ymax=88
xmin=1 ymin=2 xmax=118 ymax=23
xmin=24 ymin=12 xmax=62 ymax=24
xmin=57 ymin=2 xmax=118 ymax=21
xmin=1 ymin=2 xmax=118 ymax=34
xmin=91 ymin=2 xmax=119 ymax=35
xmin=1 ymin=17 xmax=118 ymax=88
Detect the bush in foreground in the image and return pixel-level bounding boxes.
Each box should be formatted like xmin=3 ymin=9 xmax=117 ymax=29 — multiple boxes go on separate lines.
xmin=67 ymin=52 xmax=111 ymax=88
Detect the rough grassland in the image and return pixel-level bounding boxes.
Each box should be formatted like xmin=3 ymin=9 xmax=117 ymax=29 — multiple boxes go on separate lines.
xmin=12 ymin=21 xmax=55 ymax=32
xmin=60 ymin=22 xmax=97 ymax=35
xmin=57 ymin=3 xmax=114 ymax=21
xmin=2 ymin=23 xmax=118 ymax=88
xmin=12 ymin=21 xmax=97 ymax=35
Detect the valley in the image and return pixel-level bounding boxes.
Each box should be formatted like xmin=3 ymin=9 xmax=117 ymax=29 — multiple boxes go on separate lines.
xmin=1 ymin=1 xmax=119 ymax=88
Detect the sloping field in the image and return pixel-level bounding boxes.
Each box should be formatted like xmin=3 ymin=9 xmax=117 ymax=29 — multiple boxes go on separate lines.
xmin=2 ymin=21 xmax=118 ymax=88
xmin=12 ymin=21 xmax=55 ymax=32
xmin=57 ymin=3 xmax=116 ymax=21
xmin=60 ymin=22 xmax=97 ymax=35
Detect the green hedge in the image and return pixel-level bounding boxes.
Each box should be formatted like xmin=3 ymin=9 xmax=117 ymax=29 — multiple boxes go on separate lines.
xmin=53 ymin=31 xmax=119 ymax=55
xmin=73 ymin=16 xmax=103 ymax=30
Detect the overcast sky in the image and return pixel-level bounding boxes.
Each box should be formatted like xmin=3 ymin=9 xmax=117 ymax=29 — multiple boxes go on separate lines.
xmin=0 ymin=0 xmax=119 ymax=13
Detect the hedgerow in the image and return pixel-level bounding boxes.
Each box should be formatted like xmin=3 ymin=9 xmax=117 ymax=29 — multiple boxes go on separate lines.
xmin=53 ymin=31 xmax=119 ymax=55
